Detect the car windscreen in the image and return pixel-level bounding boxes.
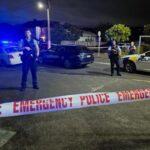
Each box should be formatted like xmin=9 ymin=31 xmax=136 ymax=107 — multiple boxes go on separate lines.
xmin=64 ymin=46 xmax=90 ymax=54
xmin=5 ymin=47 xmax=22 ymax=53
xmin=77 ymin=46 xmax=90 ymax=52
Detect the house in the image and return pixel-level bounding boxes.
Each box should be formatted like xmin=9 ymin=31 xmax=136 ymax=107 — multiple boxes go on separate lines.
xmin=61 ymin=31 xmax=97 ymax=47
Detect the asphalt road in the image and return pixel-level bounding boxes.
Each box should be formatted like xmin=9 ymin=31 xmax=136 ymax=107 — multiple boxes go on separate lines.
xmin=0 ymin=58 xmax=150 ymax=150
xmin=0 ymin=60 xmax=149 ymax=100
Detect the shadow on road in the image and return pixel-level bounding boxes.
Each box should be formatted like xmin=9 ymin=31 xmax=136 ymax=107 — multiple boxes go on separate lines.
xmin=118 ymin=68 xmax=150 ymax=77
xmin=58 ymin=72 xmax=110 ymax=77
xmin=39 ymin=65 xmax=111 ymax=76
xmin=39 ymin=66 xmax=110 ymax=76
xmin=136 ymin=71 xmax=150 ymax=76
xmin=38 ymin=63 xmax=91 ymax=70
xmin=87 ymin=71 xmax=110 ymax=76
xmin=0 ymin=87 xmax=20 ymax=91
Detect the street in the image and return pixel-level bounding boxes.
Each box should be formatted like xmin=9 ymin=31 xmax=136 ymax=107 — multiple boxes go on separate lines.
xmin=0 ymin=58 xmax=149 ymax=101
xmin=0 ymin=55 xmax=150 ymax=150
xmin=0 ymin=0 xmax=149 ymax=149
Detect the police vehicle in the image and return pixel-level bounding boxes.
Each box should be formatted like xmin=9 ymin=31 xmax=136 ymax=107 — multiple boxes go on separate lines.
xmin=0 ymin=41 xmax=23 ymax=66
xmin=120 ymin=51 xmax=150 ymax=73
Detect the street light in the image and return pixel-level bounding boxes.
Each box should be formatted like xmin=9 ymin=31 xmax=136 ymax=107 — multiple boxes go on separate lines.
xmin=37 ymin=1 xmax=51 ymax=49
xmin=98 ymin=31 xmax=101 ymax=57
xmin=37 ymin=2 xmax=44 ymax=9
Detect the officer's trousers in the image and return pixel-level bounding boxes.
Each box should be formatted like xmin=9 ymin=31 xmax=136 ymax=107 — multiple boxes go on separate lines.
xmin=21 ymin=59 xmax=38 ymax=88
xmin=110 ymin=58 xmax=120 ymax=75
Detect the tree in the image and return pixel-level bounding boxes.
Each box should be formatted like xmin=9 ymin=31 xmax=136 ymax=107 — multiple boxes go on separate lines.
xmin=51 ymin=23 xmax=82 ymax=44
xmin=105 ymin=24 xmax=131 ymax=42
xmin=63 ymin=23 xmax=82 ymax=41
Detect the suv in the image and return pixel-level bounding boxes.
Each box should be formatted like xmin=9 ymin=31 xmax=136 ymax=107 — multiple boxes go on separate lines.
xmin=39 ymin=45 xmax=94 ymax=68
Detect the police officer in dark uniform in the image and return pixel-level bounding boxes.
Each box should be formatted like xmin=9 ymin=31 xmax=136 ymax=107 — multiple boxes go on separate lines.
xmin=108 ymin=40 xmax=122 ymax=76
xmin=20 ymin=29 xmax=40 ymax=91
xmin=129 ymin=41 xmax=136 ymax=55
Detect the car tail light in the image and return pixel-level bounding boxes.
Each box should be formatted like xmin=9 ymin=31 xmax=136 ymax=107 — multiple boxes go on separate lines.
xmin=8 ymin=55 xmax=14 ymax=59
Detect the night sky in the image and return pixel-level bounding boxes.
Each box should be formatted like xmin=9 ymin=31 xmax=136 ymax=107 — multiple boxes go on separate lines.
xmin=0 ymin=0 xmax=149 ymax=27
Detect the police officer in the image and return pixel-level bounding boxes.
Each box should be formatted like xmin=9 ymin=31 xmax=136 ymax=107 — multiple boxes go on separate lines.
xmin=128 ymin=41 xmax=136 ymax=55
xmin=20 ymin=29 xmax=40 ymax=91
xmin=108 ymin=40 xmax=122 ymax=76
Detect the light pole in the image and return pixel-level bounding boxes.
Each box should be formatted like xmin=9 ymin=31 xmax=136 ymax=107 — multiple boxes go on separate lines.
xmin=37 ymin=1 xmax=51 ymax=49
xmin=98 ymin=31 xmax=101 ymax=57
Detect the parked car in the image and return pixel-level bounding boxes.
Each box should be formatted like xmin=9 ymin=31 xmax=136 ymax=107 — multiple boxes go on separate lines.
xmin=118 ymin=43 xmax=130 ymax=49
xmin=120 ymin=51 xmax=150 ymax=73
xmin=38 ymin=45 xmax=94 ymax=68
xmin=0 ymin=45 xmax=23 ymax=66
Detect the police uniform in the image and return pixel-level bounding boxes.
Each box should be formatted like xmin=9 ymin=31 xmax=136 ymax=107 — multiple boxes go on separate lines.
xmin=108 ymin=45 xmax=121 ymax=76
xmin=129 ymin=45 xmax=136 ymax=55
xmin=20 ymin=38 xmax=39 ymax=89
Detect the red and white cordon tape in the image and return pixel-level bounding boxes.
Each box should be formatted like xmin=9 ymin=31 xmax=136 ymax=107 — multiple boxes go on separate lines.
xmin=0 ymin=88 xmax=150 ymax=117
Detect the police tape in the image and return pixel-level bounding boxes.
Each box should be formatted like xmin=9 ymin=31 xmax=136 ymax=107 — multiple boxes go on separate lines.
xmin=0 ymin=88 xmax=150 ymax=117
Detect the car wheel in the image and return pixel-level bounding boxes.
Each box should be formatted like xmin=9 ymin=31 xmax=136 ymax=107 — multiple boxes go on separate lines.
xmin=124 ymin=61 xmax=136 ymax=73
xmin=82 ymin=64 xmax=87 ymax=68
xmin=63 ymin=59 xmax=72 ymax=68
xmin=38 ymin=57 xmax=44 ymax=64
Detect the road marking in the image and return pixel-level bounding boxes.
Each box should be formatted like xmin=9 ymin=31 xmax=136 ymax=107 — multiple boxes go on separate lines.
xmin=91 ymin=85 xmax=104 ymax=92
xmin=0 ymin=129 xmax=16 ymax=148
xmin=143 ymin=69 xmax=150 ymax=71
xmin=94 ymin=62 xmax=110 ymax=65
xmin=131 ymin=79 xmax=150 ymax=83
xmin=91 ymin=79 xmax=119 ymax=92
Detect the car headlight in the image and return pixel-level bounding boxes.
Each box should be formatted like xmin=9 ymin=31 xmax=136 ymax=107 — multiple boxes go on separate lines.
xmin=78 ymin=53 xmax=85 ymax=59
